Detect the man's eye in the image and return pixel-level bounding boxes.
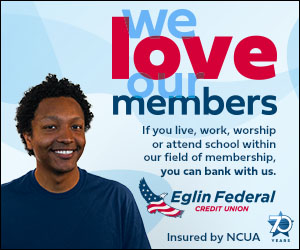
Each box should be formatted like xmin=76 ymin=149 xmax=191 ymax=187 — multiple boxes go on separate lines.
xmin=44 ymin=125 xmax=56 ymax=130
xmin=72 ymin=125 xmax=83 ymax=130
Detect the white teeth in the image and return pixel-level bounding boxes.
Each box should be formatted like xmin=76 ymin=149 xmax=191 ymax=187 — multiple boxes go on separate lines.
xmin=54 ymin=150 xmax=73 ymax=154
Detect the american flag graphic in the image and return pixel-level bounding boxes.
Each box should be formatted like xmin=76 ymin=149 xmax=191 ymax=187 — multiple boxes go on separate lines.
xmin=139 ymin=178 xmax=184 ymax=218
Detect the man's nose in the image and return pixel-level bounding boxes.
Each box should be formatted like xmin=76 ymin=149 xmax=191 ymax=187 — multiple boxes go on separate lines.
xmin=56 ymin=127 xmax=74 ymax=144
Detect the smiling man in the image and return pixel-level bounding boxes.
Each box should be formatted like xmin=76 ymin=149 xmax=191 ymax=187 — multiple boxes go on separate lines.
xmin=1 ymin=74 xmax=151 ymax=249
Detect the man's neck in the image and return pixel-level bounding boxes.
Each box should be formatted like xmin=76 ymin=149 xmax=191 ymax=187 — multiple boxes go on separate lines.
xmin=34 ymin=166 xmax=80 ymax=193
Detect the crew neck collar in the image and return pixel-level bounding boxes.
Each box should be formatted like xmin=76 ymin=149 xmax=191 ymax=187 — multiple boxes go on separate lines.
xmin=30 ymin=167 xmax=86 ymax=199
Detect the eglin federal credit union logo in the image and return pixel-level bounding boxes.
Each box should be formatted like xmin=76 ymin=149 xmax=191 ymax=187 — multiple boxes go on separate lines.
xmin=268 ymin=212 xmax=293 ymax=242
xmin=139 ymin=178 xmax=184 ymax=218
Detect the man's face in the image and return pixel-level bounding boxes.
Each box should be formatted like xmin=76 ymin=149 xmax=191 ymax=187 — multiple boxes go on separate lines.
xmin=23 ymin=97 xmax=86 ymax=174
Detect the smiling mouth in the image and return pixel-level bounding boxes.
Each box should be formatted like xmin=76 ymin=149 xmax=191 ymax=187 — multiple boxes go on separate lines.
xmin=54 ymin=150 xmax=75 ymax=154
xmin=51 ymin=149 xmax=78 ymax=159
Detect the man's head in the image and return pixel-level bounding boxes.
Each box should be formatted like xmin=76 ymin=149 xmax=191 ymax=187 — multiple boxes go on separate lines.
xmin=15 ymin=74 xmax=94 ymax=173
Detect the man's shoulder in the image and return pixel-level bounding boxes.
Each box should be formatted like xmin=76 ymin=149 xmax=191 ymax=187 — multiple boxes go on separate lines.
xmin=1 ymin=171 xmax=33 ymax=193
xmin=1 ymin=171 xmax=34 ymax=202
xmin=83 ymin=170 xmax=134 ymax=200
xmin=85 ymin=171 xmax=131 ymax=191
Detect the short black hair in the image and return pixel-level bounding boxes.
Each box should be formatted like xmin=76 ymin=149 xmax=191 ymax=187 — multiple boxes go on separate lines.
xmin=15 ymin=74 xmax=94 ymax=156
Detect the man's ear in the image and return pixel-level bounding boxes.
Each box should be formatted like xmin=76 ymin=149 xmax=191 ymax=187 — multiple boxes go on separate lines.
xmin=23 ymin=133 xmax=33 ymax=150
